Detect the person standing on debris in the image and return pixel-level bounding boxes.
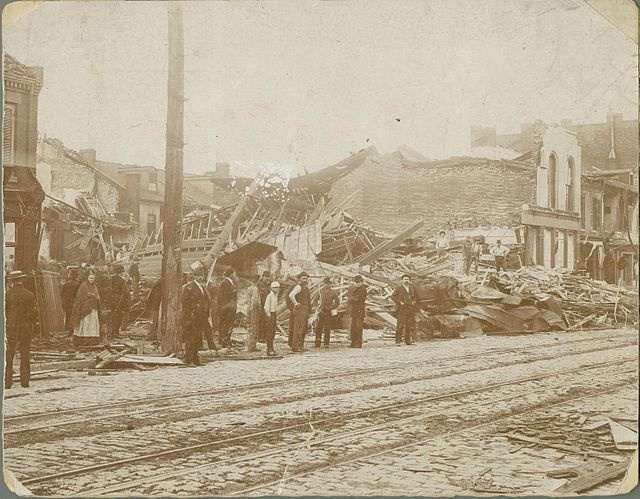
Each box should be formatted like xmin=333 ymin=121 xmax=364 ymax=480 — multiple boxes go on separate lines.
xmin=348 ymin=274 xmax=367 ymax=348
xmin=263 ymin=281 xmax=280 ymax=356
xmin=257 ymin=271 xmax=271 ymax=343
xmin=181 ymin=268 xmax=213 ymax=366
xmin=315 ymin=277 xmax=340 ymax=347
xmin=4 ymin=271 xmax=38 ymax=389
xmin=462 ymin=236 xmax=473 ymax=276
xmin=246 ymin=276 xmax=261 ymax=353
xmin=128 ymin=256 xmax=141 ymax=297
xmin=289 ymin=271 xmax=311 ymax=353
xmin=71 ymin=269 xmax=102 ymax=347
xmin=391 ymin=274 xmax=417 ymax=346
xmin=436 ymin=231 xmax=449 ymax=258
xmin=218 ymin=267 xmax=237 ymax=348
xmin=109 ymin=264 xmax=130 ymax=340
xmin=60 ymin=268 xmax=81 ymax=334
xmin=471 ymin=239 xmax=482 ymax=273
xmin=491 ymin=240 xmax=509 ymax=273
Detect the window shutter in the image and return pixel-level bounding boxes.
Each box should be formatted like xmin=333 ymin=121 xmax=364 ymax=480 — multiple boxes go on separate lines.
xmin=3 ymin=105 xmax=15 ymax=165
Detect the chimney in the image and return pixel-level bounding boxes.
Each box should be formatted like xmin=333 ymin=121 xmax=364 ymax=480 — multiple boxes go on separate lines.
xmin=79 ymin=149 xmax=97 ymax=164
xmin=215 ymin=162 xmax=230 ymax=178
xmin=470 ymin=126 xmax=496 ymax=148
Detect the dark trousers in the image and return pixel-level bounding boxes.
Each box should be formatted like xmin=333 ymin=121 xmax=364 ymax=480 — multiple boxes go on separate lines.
xmin=218 ymin=307 xmax=236 ymax=347
xmin=471 ymin=255 xmax=479 ymax=273
xmin=395 ymin=307 xmax=415 ymax=344
xmin=464 ymin=256 xmax=472 ymax=275
xmin=184 ymin=331 xmax=201 ymax=365
xmin=5 ymin=334 xmax=31 ymax=388
xmin=109 ymin=310 xmax=124 ymax=338
xmin=257 ymin=310 xmax=267 ymax=342
xmin=495 ymin=256 xmax=505 ymax=272
xmin=350 ymin=313 xmax=364 ymax=347
xmin=288 ymin=312 xmax=295 ymax=347
xmin=315 ymin=311 xmax=332 ymax=346
xmin=266 ymin=313 xmax=277 ymax=353
xmin=204 ymin=326 xmax=217 ymax=350
xmin=292 ymin=305 xmax=309 ymax=351
xmin=64 ymin=308 xmax=74 ymax=334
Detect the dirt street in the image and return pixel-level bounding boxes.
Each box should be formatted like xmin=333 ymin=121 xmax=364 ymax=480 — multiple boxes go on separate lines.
xmin=3 ymin=328 xmax=637 ymax=496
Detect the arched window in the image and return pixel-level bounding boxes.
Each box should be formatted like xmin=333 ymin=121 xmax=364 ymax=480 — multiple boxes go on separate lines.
xmin=548 ymin=154 xmax=557 ymax=209
xmin=566 ymin=157 xmax=575 ymax=212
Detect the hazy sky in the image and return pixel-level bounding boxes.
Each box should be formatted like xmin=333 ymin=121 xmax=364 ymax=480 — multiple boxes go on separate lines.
xmin=3 ymin=0 xmax=637 ymax=175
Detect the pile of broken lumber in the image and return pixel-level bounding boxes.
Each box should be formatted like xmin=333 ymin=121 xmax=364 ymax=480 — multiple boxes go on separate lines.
xmin=493 ymin=267 xmax=638 ymax=329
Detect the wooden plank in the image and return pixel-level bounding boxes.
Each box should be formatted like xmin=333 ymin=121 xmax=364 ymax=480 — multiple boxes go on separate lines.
xmin=204 ymin=175 xmax=262 ymax=280
xmin=554 ymin=459 xmax=631 ymax=494
xmin=354 ymin=220 xmax=423 ymax=265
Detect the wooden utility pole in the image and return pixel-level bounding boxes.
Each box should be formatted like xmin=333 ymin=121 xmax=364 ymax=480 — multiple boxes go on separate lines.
xmin=159 ymin=2 xmax=184 ymax=354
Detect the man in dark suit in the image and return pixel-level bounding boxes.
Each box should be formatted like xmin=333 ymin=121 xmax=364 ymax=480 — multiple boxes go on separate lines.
xmin=217 ymin=267 xmax=237 ymax=348
xmin=109 ymin=264 xmax=130 ymax=339
xmin=391 ymin=274 xmax=417 ymax=346
xmin=5 ymin=271 xmax=38 ymax=388
xmin=60 ymin=268 xmax=80 ymax=334
xmin=348 ymin=274 xmax=367 ymax=348
xmin=181 ymin=267 xmax=213 ymax=365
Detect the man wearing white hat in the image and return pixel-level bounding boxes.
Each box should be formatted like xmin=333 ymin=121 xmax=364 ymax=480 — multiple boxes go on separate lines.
xmin=4 ymin=271 xmax=37 ymax=388
xmin=263 ymin=281 xmax=280 ymax=356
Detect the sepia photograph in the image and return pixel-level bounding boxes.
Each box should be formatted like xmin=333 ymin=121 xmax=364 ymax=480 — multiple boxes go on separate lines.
xmin=1 ymin=0 xmax=638 ymax=496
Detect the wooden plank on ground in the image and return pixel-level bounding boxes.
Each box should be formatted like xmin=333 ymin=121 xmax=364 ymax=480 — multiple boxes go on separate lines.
xmin=553 ymin=459 xmax=631 ymax=494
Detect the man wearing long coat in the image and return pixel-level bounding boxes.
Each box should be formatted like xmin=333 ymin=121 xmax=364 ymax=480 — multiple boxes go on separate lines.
xmin=181 ymin=268 xmax=212 ymax=365
xmin=5 ymin=272 xmax=38 ymax=388
xmin=390 ymin=274 xmax=417 ymax=346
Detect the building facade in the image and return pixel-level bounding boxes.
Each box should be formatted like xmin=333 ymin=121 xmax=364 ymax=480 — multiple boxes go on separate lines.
xmin=581 ymin=171 xmax=638 ymax=286
xmin=3 ymin=53 xmax=45 ymax=274
xmin=36 ymin=138 xmax=134 ymax=261
xmin=521 ymin=127 xmax=581 ymax=270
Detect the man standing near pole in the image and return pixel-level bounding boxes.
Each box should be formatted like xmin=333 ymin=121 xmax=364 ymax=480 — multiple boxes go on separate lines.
xmin=288 ymin=271 xmax=310 ymax=353
xmin=391 ymin=274 xmax=417 ymax=346
xmin=109 ymin=264 xmax=130 ymax=340
xmin=181 ymin=267 xmax=211 ymax=366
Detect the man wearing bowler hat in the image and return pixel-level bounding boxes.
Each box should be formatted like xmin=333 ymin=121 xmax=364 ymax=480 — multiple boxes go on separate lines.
xmin=4 ymin=271 xmax=38 ymax=388
xmin=391 ymin=274 xmax=417 ymax=346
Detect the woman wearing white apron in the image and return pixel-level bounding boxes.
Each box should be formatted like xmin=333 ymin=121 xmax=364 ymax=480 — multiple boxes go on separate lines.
xmin=71 ymin=269 xmax=102 ymax=347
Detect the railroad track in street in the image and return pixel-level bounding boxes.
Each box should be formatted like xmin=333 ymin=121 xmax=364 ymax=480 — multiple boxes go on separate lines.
xmin=6 ymin=330 xmax=632 ymax=424
xmin=4 ymin=333 xmax=635 ymax=444
xmin=233 ymin=380 xmax=637 ymax=497
xmin=20 ymin=354 xmax=637 ymax=495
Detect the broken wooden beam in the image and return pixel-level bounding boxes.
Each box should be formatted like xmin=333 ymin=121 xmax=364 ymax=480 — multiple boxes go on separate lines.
xmin=354 ymin=220 xmax=423 ymax=265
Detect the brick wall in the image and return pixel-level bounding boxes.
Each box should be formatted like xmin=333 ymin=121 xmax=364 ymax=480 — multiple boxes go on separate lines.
xmin=37 ymin=141 xmax=121 ymax=211
xmin=96 ymin=178 xmax=119 ymax=213
xmin=329 ymin=152 xmax=536 ymax=237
